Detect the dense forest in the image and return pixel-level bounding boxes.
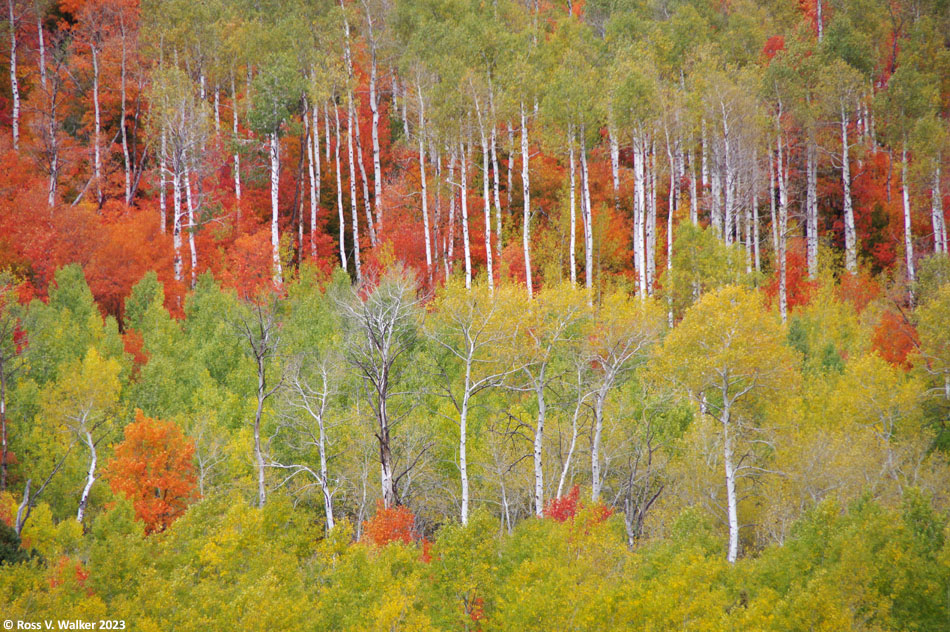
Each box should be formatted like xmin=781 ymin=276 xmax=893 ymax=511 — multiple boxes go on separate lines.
xmin=1 ymin=0 xmax=950 ymax=628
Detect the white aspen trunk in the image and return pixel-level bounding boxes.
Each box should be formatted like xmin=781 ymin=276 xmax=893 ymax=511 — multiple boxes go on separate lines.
xmin=459 ymin=141 xmax=472 ymax=289
xmin=474 ymin=96 xmax=494 ymax=289
xmin=932 ymin=165 xmax=946 ymax=254
xmin=120 ymin=34 xmax=131 ymax=204
xmin=768 ymin=142 xmax=779 ymax=260
xmin=580 ymin=125 xmax=593 ymax=300
xmin=231 ymin=75 xmax=241 ymax=205
xmin=7 ymin=0 xmax=18 ymax=151
xmin=689 ymin=148 xmax=698 ymax=224
xmin=506 ymin=122 xmax=514 ymax=212
xmin=307 ymin=102 xmax=319 ymax=258
xmin=777 ymin=127 xmax=789 ymax=322
xmin=333 ymin=104 xmax=347 ymax=271
xmin=489 ymin=89 xmax=503 ymax=265
xmin=92 ymin=45 xmax=102 ymax=206
xmin=902 ymin=144 xmax=915 ymax=285
xmin=634 ymin=136 xmax=647 ymax=298
xmin=316 ymin=395 xmax=334 ymax=531
xmin=460 ymin=367 xmax=471 ymax=525
xmin=213 ymin=84 xmax=220 ymax=134
xmin=569 ymin=126 xmax=577 ymax=285
xmin=590 ymin=384 xmax=608 ymax=501
xmin=701 ymin=118 xmax=708 ymax=190
xmin=36 ymin=12 xmax=45 ymax=88
xmin=418 ymin=95 xmax=432 ymax=274
xmin=711 ymin=160 xmax=723 ymax=238
xmin=609 ymin=121 xmax=620 ymax=210
xmin=816 ymin=0 xmax=823 ymax=40
xmin=324 ymin=102 xmax=332 ymax=163
xmin=184 ymin=165 xmax=198 ymax=288
xmin=841 ymin=106 xmax=857 ymax=272
xmin=722 ymin=107 xmax=733 ymax=245
xmin=521 ymin=104 xmax=532 ymax=298
xmin=270 ymin=132 xmax=284 ymax=285
xmin=752 ymin=155 xmax=761 ymax=273
xmin=806 ymin=140 xmax=818 ymax=278
xmin=76 ymin=429 xmax=96 ymax=523
xmin=159 ymin=133 xmax=167 ymax=233
xmin=254 ymin=371 xmax=267 ymax=509
xmin=346 ymin=101 xmax=362 ymax=283
xmin=368 ymin=33 xmax=383 ymax=231
xmin=722 ymin=404 xmax=739 ymax=564
xmin=349 ymin=93 xmax=377 ymax=247
xmin=533 ymin=377 xmax=545 ymax=517
xmin=556 ymin=388 xmax=584 ymax=498
xmin=173 ymin=165 xmax=183 ymax=282
xmin=447 ymin=150 xmax=457 ymax=275
xmin=646 ymin=142 xmax=657 ymax=294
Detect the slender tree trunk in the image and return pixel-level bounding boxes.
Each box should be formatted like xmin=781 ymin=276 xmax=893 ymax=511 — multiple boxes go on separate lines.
xmin=489 ymin=89 xmax=503 ymax=265
xmin=609 ymin=121 xmax=620 ymax=210
xmin=475 ymin=97 xmax=494 ymax=290
xmin=533 ymin=375 xmax=546 ymax=517
xmin=36 ymin=12 xmax=45 ymax=88
xmin=418 ymin=93 xmax=432 ymax=275
xmin=120 ymin=34 xmax=131 ymax=204
xmin=932 ymin=165 xmax=947 ymax=254
xmin=446 ymin=150 xmax=457 ymax=276
xmin=0 ymin=360 xmax=7 ymax=491
xmin=159 ymin=134 xmax=167 ymax=232
xmin=368 ymin=33 xmax=383 ymax=231
xmin=346 ymin=100 xmax=362 ymax=283
xmin=213 ymin=84 xmax=219 ymax=134
xmin=521 ymin=104 xmax=532 ymax=297
xmin=689 ymin=148 xmax=698 ymax=224
xmin=634 ymin=135 xmax=647 ymax=298
xmin=231 ymin=74 xmax=242 ymax=208
xmin=317 ymin=407 xmax=334 ymax=531
xmin=349 ymin=93 xmax=376 ymax=247
xmin=580 ymin=125 xmax=593 ymax=300
xmin=184 ymin=164 xmax=198 ymax=288
xmin=459 ymin=141 xmax=472 ymax=288
xmin=556 ymin=386 xmax=584 ymax=498
xmin=333 ymin=104 xmax=347 ymax=271
xmin=806 ymin=139 xmax=818 ymax=278
xmin=7 ymin=0 xmax=18 ymax=151
xmin=722 ymin=403 xmax=738 ymax=564
xmin=752 ymin=155 xmax=761 ymax=273
xmin=591 ymin=384 xmax=608 ymax=502
xmin=270 ymin=132 xmax=283 ymax=285
xmin=76 ymin=429 xmax=97 ymax=523
xmin=172 ymin=164 xmax=183 ymax=282
xmin=92 ymin=45 xmax=102 ymax=206
xmin=777 ymin=127 xmax=789 ymax=322
xmin=646 ymin=142 xmax=657 ymax=294
xmin=568 ymin=126 xmax=577 ymax=285
xmin=506 ymin=122 xmax=514 ymax=212
xmin=307 ymin=100 xmax=319 ymax=259
xmin=460 ymin=378 xmax=470 ymax=525
xmin=902 ymin=143 xmax=915 ymax=286
xmin=841 ymin=106 xmax=857 ymax=272
xmin=254 ymin=362 xmax=267 ymax=508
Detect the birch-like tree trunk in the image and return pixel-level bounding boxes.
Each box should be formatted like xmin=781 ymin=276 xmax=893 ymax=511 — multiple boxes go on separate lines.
xmin=349 ymin=93 xmax=376 ymax=247
xmin=633 ymin=135 xmax=648 ymax=298
xmin=580 ymin=125 xmax=593 ymax=299
xmin=805 ymin=140 xmax=818 ymax=278
xmin=609 ymin=120 xmax=620 ymax=210
xmin=172 ymin=165 xmax=183 ymax=282
xmin=333 ymin=104 xmax=347 ymax=271
xmin=474 ymin=95 xmax=494 ymax=290
xmin=231 ymin=74 xmax=241 ymax=206
xmin=521 ymin=104 xmax=533 ymax=297
xmin=776 ymin=127 xmax=789 ymax=322
xmin=76 ymin=428 xmax=97 ymax=523
xmin=366 ymin=16 xmax=383 ymax=231
xmin=7 ymin=0 xmax=18 ymax=151
xmin=932 ymin=165 xmax=947 ymax=254
xmin=307 ymin=101 xmax=320 ymax=258
xmin=346 ymin=100 xmax=362 ymax=283
xmin=418 ymin=92 xmax=432 ymax=274
xmin=184 ymin=164 xmax=198 ymax=288
xmin=722 ymin=400 xmax=739 ymax=564
xmin=459 ymin=141 xmax=472 ymax=288
xmin=92 ymin=44 xmax=102 ymax=207
xmin=568 ymin=125 xmax=577 ymax=285
xmin=270 ymin=132 xmax=284 ymax=285
xmin=159 ymin=133 xmax=167 ymax=233
xmin=120 ymin=32 xmax=131 ymax=204
xmin=841 ymin=106 xmax=857 ymax=272
xmin=902 ymin=143 xmax=915 ymax=286
xmin=533 ymin=369 xmax=546 ymax=516
xmin=446 ymin=150 xmax=457 ymax=276
xmin=489 ymin=87 xmax=503 ymax=264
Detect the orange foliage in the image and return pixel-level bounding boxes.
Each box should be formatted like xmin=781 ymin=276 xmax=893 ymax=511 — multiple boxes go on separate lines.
xmin=872 ymin=309 xmax=919 ymax=368
xmin=764 ymin=239 xmax=818 ymax=311
xmin=106 ymin=410 xmax=198 ymax=534
xmin=837 ymin=271 xmax=881 ymax=313
xmin=49 ymin=556 xmax=92 ymax=594
xmin=543 ymin=485 xmax=614 ymax=525
xmin=362 ymin=499 xmax=415 ymax=547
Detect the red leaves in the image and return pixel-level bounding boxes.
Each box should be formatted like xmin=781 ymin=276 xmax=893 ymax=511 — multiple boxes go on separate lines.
xmin=362 ymin=499 xmax=416 ymax=547
xmin=872 ymin=309 xmax=918 ymax=368
xmin=762 ymin=35 xmax=785 ymax=60
xmin=105 ymin=410 xmax=198 ymax=534
xmin=544 ymin=485 xmax=614 ymax=525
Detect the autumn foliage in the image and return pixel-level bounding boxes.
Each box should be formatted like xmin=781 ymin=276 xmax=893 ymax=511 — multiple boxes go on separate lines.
xmin=362 ymin=500 xmax=416 ymax=547
xmin=106 ymin=410 xmax=198 ymax=534
xmin=544 ymin=485 xmax=614 ymax=525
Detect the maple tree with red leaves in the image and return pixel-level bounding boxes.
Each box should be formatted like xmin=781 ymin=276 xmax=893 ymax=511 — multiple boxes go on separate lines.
xmin=105 ymin=410 xmax=198 ymax=534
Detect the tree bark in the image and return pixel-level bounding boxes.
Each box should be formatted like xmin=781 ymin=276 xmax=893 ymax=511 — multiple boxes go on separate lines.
xmin=806 ymin=139 xmax=818 ymax=278
xmin=333 ymin=104 xmax=347 ymax=271
xmin=568 ymin=125 xmax=577 ymax=285
xmin=841 ymin=107 xmax=857 ymax=272
xmin=459 ymin=141 xmax=472 ymax=289
xmin=418 ymin=92 xmax=432 ymax=275
xmin=932 ymin=165 xmax=947 ymax=254
xmin=902 ymin=143 xmax=915 ymax=286
xmin=7 ymin=0 xmax=18 ymax=151
xmin=76 ymin=429 xmax=97 ymax=524
xmin=270 ymin=132 xmax=284 ymax=285
xmin=521 ymin=104 xmax=533 ymax=298
xmin=346 ymin=99 xmax=362 ymax=283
